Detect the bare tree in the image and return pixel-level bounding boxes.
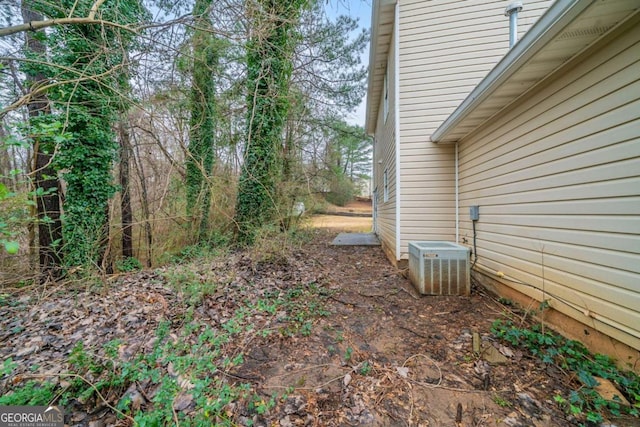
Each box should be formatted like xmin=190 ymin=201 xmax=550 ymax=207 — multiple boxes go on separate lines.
xmin=118 ymin=119 xmax=134 ymax=260
xmin=21 ymin=0 xmax=64 ymax=279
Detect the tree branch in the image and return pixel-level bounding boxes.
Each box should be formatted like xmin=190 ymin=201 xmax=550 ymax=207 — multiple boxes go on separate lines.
xmin=0 ymin=17 xmax=135 ymax=38
xmin=88 ymin=0 xmax=107 ymax=20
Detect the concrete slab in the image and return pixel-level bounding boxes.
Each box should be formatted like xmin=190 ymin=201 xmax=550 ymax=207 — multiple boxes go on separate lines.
xmin=331 ymin=232 xmax=380 ymax=246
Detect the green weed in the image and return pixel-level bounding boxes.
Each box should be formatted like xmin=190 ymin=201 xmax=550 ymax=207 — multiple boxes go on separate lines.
xmin=0 ymin=380 xmax=57 ymax=406
xmin=160 ymin=267 xmax=218 ymax=305
xmin=492 ymin=319 xmax=640 ymax=424
xmin=2 ymin=358 xmax=17 ymax=376
xmin=252 ymin=282 xmax=330 ymax=338
xmin=492 ymin=393 xmax=512 ymax=408
xmin=344 ymin=347 xmax=353 ymax=363
xmin=2 ymin=235 xmax=335 ymax=425
xmin=2 ymin=307 xmax=254 ymax=424
xmin=359 ymin=361 xmax=371 ymax=376
xmin=115 ymin=257 xmax=143 ymax=272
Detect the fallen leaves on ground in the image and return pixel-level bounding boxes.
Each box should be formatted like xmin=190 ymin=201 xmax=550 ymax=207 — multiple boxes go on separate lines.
xmin=0 ymin=229 xmax=629 ymax=426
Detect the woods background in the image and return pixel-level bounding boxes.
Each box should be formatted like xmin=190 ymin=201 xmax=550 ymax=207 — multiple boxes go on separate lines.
xmin=0 ymin=0 xmax=372 ymax=282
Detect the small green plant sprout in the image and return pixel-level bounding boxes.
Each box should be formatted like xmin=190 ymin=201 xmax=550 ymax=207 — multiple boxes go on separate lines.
xmin=248 ymin=394 xmax=276 ymax=416
xmin=497 ymin=297 xmax=513 ymax=306
xmin=358 ymin=361 xmax=371 ymax=376
xmin=2 ymin=358 xmax=17 ymax=376
xmin=300 ymin=321 xmax=312 ymax=336
xmin=0 ymin=294 xmax=11 ymax=307
xmin=493 ymin=393 xmax=512 ymax=407
xmin=344 ymin=347 xmax=353 ymax=363
xmin=538 ymin=299 xmax=551 ymax=312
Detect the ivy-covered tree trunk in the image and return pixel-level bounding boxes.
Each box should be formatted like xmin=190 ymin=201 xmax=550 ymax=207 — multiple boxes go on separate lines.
xmin=21 ymin=2 xmax=64 ymax=279
xmin=27 ymin=0 xmax=147 ymax=270
xmin=59 ymin=115 xmax=117 ymax=268
xmin=186 ymin=0 xmax=217 ymax=242
xmin=235 ymin=0 xmax=307 ymax=243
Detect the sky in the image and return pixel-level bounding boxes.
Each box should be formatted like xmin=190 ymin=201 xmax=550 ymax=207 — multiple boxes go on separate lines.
xmin=1 ymin=1 xmax=374 ymax=127
xmin=325 ymin=0 xmax=373 ymax=128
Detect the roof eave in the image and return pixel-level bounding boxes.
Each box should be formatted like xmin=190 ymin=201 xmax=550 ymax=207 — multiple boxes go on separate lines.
xmin=364 ymin=0 xmax=381 ymax=136
xmin=430 ymin=0 xmax=593 ymax=144
xmin=365 ymin=0 xmax=396 ymax=136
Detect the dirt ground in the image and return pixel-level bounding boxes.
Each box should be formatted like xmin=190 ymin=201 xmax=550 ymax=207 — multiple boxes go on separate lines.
xmin=0 ymin=213 xmax=634 ymax=426
xmin=239 ymin=229 xmax=572 ymax=427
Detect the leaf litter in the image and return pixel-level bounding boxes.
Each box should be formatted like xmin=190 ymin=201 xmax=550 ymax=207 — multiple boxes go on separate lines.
xmin=0 ymin=228 xmax=632 ymax=426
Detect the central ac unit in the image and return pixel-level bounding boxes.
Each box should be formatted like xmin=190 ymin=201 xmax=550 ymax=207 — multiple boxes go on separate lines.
xmin=408 ymin=241 xmax=470 ymax=295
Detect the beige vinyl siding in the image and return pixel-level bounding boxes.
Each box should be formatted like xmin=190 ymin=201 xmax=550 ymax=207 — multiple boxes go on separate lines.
xmin=457 ymin=23 xmax=640 ymax=350
xmin=396 ymin=0 xmax=552 ymax=259
xmin=373 ymin=23 xmax=398 ymax=257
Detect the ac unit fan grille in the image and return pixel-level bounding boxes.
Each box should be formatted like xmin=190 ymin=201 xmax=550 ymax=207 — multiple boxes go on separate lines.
xmin=408 ymin=242 xmax=470 ymax=296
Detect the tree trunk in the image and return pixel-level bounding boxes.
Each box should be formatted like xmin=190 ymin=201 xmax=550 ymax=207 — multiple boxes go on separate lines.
xmin=22 ymin=1 xmax=64 ymax=279
xmin=132 ymin=136 xmax=153 ymax=267
xmin=235 ymin=0 xmax=306 ymax=243
xmin=0 ymin=126 xmax=15 ymax=187
xmin=118 ymin=120 xmax=134 ymax=259
xmin=186 ymin=0 xmax=216 ymax=242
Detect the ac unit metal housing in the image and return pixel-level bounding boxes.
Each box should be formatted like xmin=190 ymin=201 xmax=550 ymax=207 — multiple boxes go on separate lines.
xmin=408 ymin=241 xmax=470 ymax=295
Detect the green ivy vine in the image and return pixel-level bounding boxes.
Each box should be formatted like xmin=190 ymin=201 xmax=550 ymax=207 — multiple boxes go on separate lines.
xmin=235 ymin=0 xmax=309 ymax=244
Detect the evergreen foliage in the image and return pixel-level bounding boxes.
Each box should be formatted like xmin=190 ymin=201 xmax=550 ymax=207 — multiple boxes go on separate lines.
xmin=322 ymin=121 xmax=371 ymax=206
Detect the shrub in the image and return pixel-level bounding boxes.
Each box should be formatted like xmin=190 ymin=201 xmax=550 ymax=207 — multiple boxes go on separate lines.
xmin=325 ymin=175 xmax=355 ymax=207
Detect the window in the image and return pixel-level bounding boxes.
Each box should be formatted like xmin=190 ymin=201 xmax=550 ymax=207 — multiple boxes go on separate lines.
xmin=383 ymin=69 xmax=389 ymax=122
xmin=383 ymin=168 xmax=389 ymax=202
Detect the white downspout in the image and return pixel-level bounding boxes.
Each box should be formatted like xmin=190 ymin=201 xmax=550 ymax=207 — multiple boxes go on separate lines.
xmin=394 ymin=1 xmax=401 ymax=261
xmin=455 ymin=142 xmax=459 ymax=243
xmin=372 ymin=140 xmax=377 ymax=233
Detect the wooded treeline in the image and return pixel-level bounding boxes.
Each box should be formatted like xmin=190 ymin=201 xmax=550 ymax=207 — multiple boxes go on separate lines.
xmin=0 ymin=0 xmax=371 ymax=281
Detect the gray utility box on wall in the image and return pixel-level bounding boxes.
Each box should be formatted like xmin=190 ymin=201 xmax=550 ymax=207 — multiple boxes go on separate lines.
xmin=408 ymin=241 xmax=470 ymax=295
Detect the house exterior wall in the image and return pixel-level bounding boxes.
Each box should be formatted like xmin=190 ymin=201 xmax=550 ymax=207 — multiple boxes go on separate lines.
xmin=457 ymin=23 xmax=640 ymax=350
xmin=396 ymin=0 xmax=552 ymax=260
xmin=373 ymin=21 xmax=398 ymax=259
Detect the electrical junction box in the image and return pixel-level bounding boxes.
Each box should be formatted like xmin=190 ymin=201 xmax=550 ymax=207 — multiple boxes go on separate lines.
xmin=408 ymin=241 xmax=470 ymax=295
xmin=470 ymin=205 xmax=480 ymax=221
